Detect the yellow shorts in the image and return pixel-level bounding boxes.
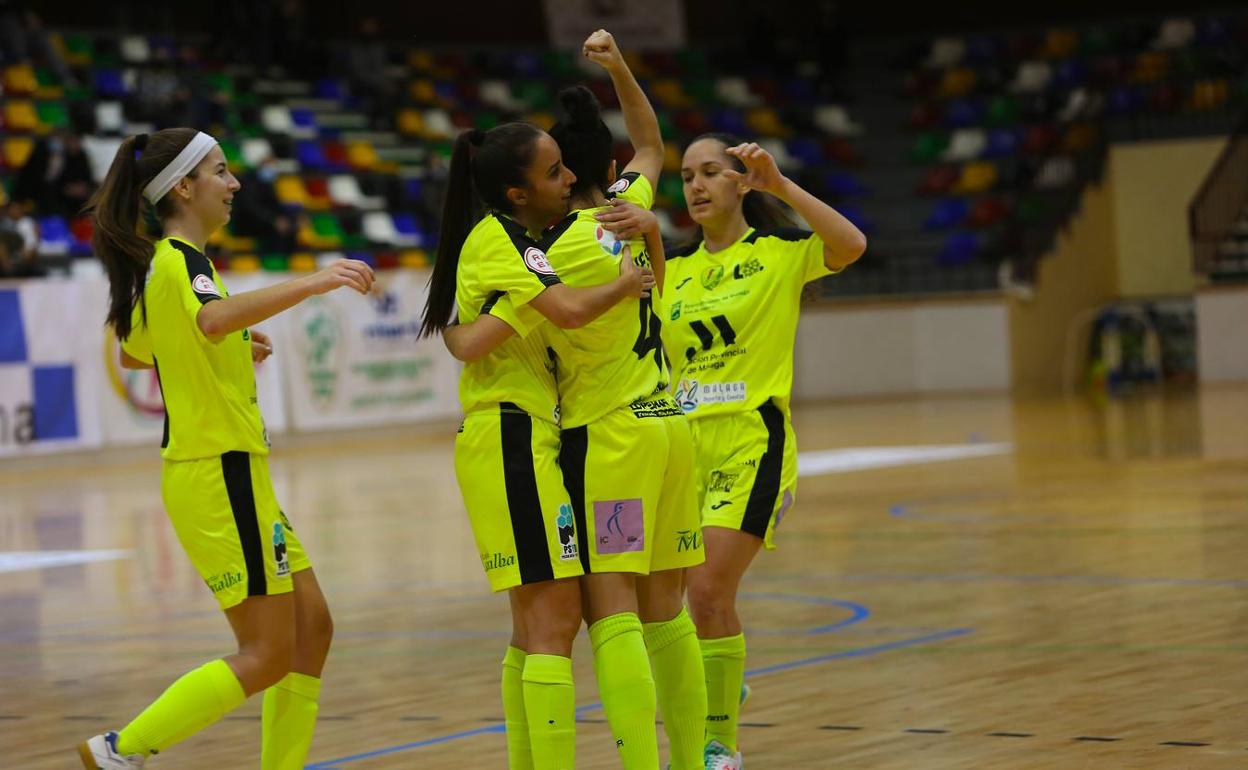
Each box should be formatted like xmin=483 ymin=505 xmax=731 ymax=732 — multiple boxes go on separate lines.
xmin=559 ymin=394 xmax=704 ymax=575
xmin=456 ymin=403 xmax=584 ymax=593
xmin=689 ymin=400 xmax=797 ymax=550
xmin=162 ymin=451 xmax=309 ymax=610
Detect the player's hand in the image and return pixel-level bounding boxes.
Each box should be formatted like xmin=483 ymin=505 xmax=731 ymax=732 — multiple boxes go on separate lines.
xmin=250 ymin=329 xmax=273 ymax=364
xmin=617 ymin=245 xmax=655 ymax=298
xmin=595 ymin=199 xmax=658 ymax=240
xmin=722 ymin=142 xmax=786 ymax=195
xmin=306 ymin=259 xmax=375 ymax=296
xmin=582 ymin=29 xmax=625 ymax=72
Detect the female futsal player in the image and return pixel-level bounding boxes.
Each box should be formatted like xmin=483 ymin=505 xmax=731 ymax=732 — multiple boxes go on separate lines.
xmin=667 ymin=134 xmax=866 ymax=769
xmin=79 ymin=128 xmax=375 ymax=768
xmin=443 ymin=30 xmax=708 ymax=770
xmin=418 ymin=110 xmax=652 ymax=766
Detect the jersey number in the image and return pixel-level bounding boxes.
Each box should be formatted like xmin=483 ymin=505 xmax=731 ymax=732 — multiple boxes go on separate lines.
xmin=632 ymin=297 xmax=665 ymax=375
xmin=685 ymin=315 xmax=737 ymax=361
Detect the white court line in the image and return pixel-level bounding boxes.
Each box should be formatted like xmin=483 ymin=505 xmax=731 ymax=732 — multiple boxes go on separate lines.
xmin=797 ymin=443 xmax=1012 ymax=477
xmin=0 ymin=549 xmax=132 ymax=575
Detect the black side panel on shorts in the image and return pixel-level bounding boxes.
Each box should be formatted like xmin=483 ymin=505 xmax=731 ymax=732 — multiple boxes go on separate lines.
xmin=558 ymin=425 xmax=592 ymax=574
xmin=221 ymin=450 xmax=267 ymax=597
xmin=742 ymin=400 xmax=785 ymax=538
xmin=499 ymin=403 xmax=556 ymax=584
xmin=153 ymin=357 xmax=169 ymax=449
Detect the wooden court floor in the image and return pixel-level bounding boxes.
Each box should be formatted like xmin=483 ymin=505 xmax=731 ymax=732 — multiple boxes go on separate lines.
xmin=3 ymin=387 xmax=1247 ymax=768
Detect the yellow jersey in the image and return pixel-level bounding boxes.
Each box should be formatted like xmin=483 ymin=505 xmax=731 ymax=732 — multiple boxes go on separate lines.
xmin=539 ymin=172 xmax=667 ymax=428
xmin=455 ymin=213 xmax=568 ymax=424
xmin=121 ymin=237 xmax=269 ymax=460
xmin=660 ymin=227 xmax=834 ymax=419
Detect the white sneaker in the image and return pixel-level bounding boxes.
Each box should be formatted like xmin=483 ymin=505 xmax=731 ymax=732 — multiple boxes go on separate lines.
xmin=704 ymin=739 xmax=744 ymax=770
xmin=77 ymin=732 xmax=146 ymax=768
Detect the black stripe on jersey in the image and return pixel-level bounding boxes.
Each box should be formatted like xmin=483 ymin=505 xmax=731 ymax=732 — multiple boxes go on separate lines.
xmin=480 ymin=290 xmax=505 ymax=316
xmin=499 ymin=403 xmax=556 ymax=584
xmin=711 ymin=315 xmax=738 ymax=346
xmin=153 ymin=357 xmax=169 ymax=449
xmin=689 ymin=319 xmax=715 ymax=352
xmin=744 ymin=227 xmax=813 ymax=244
xmin=492 ymin=214 xmax=572 ymax=288
xmin=221 ymin=450 xmax=267 ymax=597
xmin=741 ymin=400 xmax=785 ymax=539
xmin=170 ymin=239 xmax=223 ymax=305
xmin=666 ymin=240 xmax=700 ymax=259
xmin=558 ymin=425 xmax=592 ymax=574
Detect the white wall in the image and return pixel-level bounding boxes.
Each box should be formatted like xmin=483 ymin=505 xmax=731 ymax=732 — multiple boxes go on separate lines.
xmin=1196 ymin=286 xmax=1248 ymax=382
xmin=794 ymin=297 xmax=1011 ymax=400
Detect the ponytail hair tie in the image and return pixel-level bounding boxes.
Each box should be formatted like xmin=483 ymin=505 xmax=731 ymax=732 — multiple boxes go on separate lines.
xmin=134 ymin=133 xmax=149 ymax=153
xmin=467 ymin=128 xmax=486 ymax=147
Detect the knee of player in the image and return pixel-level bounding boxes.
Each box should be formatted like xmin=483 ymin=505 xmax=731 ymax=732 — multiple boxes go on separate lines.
xmin=531 ymin=603 xmax=583 ymax=649
xmin=306 ymin=602 xmax=335 ymax=651
xmin=686 ymin=579 xmax=734 ymax=625
xmin=245 ymin=641 xmax=296 ymax=690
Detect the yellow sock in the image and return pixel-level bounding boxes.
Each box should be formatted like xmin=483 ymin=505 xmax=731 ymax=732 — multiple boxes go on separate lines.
xmin=261 ymin=672 xmax=321 ymax=770
xmin=590 ymin=612 xmax=659 ymax=769
xmin=115 ymin=659 xmax=246 ymax=756
xmin=644 ymin=609 xmax=706 ymax=770
xmin=700 ymin=634 xmax=746 ymax=751
xmin=502 ymin=646 xmax=534 ymax=770
xmin=522 ymin=654 xmax=576 ymax=770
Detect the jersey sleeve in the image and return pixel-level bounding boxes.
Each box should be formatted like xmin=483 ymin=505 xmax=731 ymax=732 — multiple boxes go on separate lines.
xmin=476 ymin=242 xmax=562 ymax=307
xmin=759 ymin=228 xmax=832 ymax=284
xmin=606 ymin=172 xmax=654 ymax=210
xmin=481 ymin=291 xmax=545 ymax=339
xmin=120 ymin=301 xmax=154 ymax=365
xmin=162 ymin=243 xmax=225 ymax=339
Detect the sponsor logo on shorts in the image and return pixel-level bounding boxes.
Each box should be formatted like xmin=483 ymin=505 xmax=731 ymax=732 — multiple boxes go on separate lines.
xmin=482 ymin=552 xmax=517 ymax=571
xmin=556 ymin=503 xmax=579 ymax=561
xmin=595 ymin=499 xmax=644 ymax=554
xmin=676 ymin=528 xmax=702 ymax=553
xmin=273 ymin=522 xmax=290 ymax=577
xmin=708 ymin=470 xmax=740 ymax=493
xmin=192 ymin=273 xmax=222 ymax=296
xmin=674 ymin=379 xmax=747 ymax=413
xmin=206 ymin=571 xmax=243 ymax=595
xmin=524 ymin=246 xmax=556 ymax=276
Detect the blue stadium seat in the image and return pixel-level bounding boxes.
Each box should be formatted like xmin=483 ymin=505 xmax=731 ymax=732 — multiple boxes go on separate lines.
xmin=296 ymin=141 xmax=330 ymax=171
xmin=937 ymin=231 xmax=980 ymax=265
xmin=945 ymin=98 xmax=984 ymax=128
xmin=985 ymin=128 xmax=1021 ymax=158
xmin=37 ymin=216 xmax=72 ymax=256
xmin=93 ymin=68 xmax=127 ymax=98
xmin=924 ymin=198 xmax=970 ymax=230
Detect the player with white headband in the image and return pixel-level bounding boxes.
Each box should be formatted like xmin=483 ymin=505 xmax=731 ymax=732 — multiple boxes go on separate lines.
xmin=78 ymin=128 xmax=375 ymax=769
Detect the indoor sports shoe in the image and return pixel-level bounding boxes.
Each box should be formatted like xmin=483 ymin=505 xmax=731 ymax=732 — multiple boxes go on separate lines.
xmin=77 ymin=732 xmax=146 ymax=768
xmin=703 ymin=739 xmax=744 ymax=770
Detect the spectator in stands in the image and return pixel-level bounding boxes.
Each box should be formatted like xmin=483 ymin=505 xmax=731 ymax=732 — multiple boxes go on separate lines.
xmin=0 ymin=3 xmax=74 ymax=84
xmin=231 ymin=158 xmax=297 ymax=254
xmin=343 ymin=16 xmax=396 ymax=129
xmin=13 ymin=128 xmax=95 ymax=218
xmin=0 ymin=201 xmax=43 ymax=277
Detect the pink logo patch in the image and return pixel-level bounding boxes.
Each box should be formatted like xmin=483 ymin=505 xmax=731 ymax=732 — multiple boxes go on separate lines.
xmin=593 ymin=499 xmax=644 ymax=554
xmin=523 ymin=246 xmax=555 ymax=276
xmin=192 ymin=273 xmax=221 ymax=296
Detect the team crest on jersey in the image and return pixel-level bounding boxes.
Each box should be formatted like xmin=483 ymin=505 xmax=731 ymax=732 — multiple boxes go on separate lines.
xmin=701 ymin=265 xmax=724 ymax=290
xmin=607 ymin=177 xmax=631 ymax=194
xmin=272 ymin=522 xmax=290 ymax=577
xmin=669 ymin=301 xmax=682 ymax=320
xmin=193 ymin=273 xmax=221 ymax=296
xmin=523 ymin=246 xmax=556 ymax=276
xmin=594 ymin=225 xmax=624 ymax=256
xmin=556 ymin=503 xmax=579 ymax=561
xmin=733 ymin=257 xmax=765 ymax=280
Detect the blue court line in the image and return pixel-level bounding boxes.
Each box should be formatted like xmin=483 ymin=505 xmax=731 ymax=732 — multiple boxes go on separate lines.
xmin=827 ymin=573 xmax=1248 ymax=589
xmin=737 ymin=592 xmax=870 ymax=634
xmin=304 ymin=626 xmax=974 ymax=768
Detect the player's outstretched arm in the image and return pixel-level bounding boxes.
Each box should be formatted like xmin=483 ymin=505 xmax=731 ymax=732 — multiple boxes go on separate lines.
xmin=583 ymin=29 xmax=663 ymax=187
xmin=529 ymin=252 xmax=654 ymax=329
xmin=443 ymin=315 xmax=517 ymax=363
xmin=197 ymin=259 xmax=375 ymax=339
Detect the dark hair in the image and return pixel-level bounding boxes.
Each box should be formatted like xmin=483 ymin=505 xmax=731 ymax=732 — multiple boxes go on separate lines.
xmin=685 ymin=132 xmax=794 ymax=244
xmin=549 ymin=85 xmax=613 ymax=199
xmin=84 ymin=127 xmax=200 ymax=340
xmin=420 ymin=122 xmax=545 ymax=338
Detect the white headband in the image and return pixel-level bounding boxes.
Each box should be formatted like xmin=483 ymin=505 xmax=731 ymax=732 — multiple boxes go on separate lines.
xmin=142 ymin=131 xmax=218 ymax=204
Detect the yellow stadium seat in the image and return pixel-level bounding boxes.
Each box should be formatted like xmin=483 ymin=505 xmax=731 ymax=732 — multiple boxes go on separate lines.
xmin=1041 ymin=29 xmax=1078 ymax=59
xmin=408 ymin=50 xmax=435 ymax=72
xmin=953 ymin=161 xmax=998 ymax=194
xmin=650 ymin=79 xmax=690 ymax=109
xmin=526 ymin=111 xmax=555 ymax=131
xmin=399 ymin=249 xmax=429 ymax=268
xmin=346 ymin=141 xmax=381 ymax=171
xmin=397 ymin=109 xmax=425 ymax=136
xmin=289 ymin=253 xmax=318 ymax=272
xmin=745 ymin=108 xmax=789 ymax=138
xmin=1132 ymin=52 xmax=1170 ymax=84
xmin=4 ymin=100 xmax=39 ymax=132
xmin=4 ymin=64 xmax=37 ymax=95
xmin=229 ymin=254 xmax=261 ymax=272
xmin=410 ymin=79 xmax=437 ymax=105
xmin=274 ymin=175 xmax=310 ymax=207
xmin=4 ymin=136 xmax=35 ymax=168
xmin=939 ymin=67 xmax=977 ymax=99
xmin=223 ymin=235 xmax=259 ymax=252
